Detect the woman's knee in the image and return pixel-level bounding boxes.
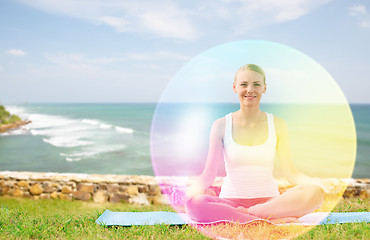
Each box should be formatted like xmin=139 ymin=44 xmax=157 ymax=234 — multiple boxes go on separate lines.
xmin=185 ymin=194 xmax=208 ymax=210
xmin=185 ymin=194 xmax=214 ymax=221
xmin=299 ymin=184 xmax=325 ymax=207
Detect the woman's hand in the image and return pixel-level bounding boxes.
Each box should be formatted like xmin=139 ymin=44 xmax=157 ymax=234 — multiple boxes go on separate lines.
xmin=318 ymin=178 xmax=342 ymax=194
xmin=170 ymin=184 xmax=203 ymax=206
xmin=170 ymin=186 xmax=187 ymax=205
xmin=184 ymin=184 xmax=203 ymax=203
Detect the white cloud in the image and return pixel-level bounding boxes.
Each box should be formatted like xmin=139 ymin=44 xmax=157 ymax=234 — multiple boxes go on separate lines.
xmin=14 ymin=0 xmax=331 ymax=40
xmin=348 ymin=4 xmax=367 ymax=16
xmin=0 ymin=66 xmax=4 ymax=71
xmin=6 ymin=49 xmax=27 ymax=56
xmin=136 ymin=6 xmax=197 ymax=40
xmin=203 ymin=0 xmax=332 ymax=34
xmin=348 ymin=4 xmax=370 ymax=29
xmin=97 ymin=16 xmax=129 ymax=32
xmin=15 ymin=0 xmax=199 ymax=40
xmin=236 ymin=0 xmax=310 ymax=22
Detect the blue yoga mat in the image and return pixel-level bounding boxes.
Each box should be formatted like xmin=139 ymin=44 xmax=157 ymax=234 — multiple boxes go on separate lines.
xmin=96 ymin=210 xmax=186 ymax=226
xmin=96 ymin=210 xmax=370 ymax=226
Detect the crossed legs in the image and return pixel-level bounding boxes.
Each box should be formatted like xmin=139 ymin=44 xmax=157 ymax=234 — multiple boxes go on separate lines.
xmin=185 ymin=194 xmax=271 ymax=223
xmin=185 ymin=184 xmax=324 ymax=222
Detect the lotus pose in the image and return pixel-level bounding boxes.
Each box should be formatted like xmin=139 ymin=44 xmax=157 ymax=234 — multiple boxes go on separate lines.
xmin=184 ymin=64 xmax=341 ymax=223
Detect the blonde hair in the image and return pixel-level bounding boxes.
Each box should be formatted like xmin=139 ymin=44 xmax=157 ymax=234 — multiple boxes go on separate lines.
xmin=234 ymin=64 xmax=266 ymax=83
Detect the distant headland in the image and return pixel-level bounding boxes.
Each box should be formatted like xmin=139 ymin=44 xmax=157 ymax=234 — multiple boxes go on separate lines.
xmin=0 ymin=105 xmax=31 ymax=133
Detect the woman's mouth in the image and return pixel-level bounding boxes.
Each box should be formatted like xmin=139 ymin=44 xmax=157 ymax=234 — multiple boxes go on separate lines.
xmin=244 ymin=96 xmax=256 ymax=100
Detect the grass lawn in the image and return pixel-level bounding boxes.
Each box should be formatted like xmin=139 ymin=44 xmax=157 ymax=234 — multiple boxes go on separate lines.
xmin=0 ymin=196 xmax=368 ymax=239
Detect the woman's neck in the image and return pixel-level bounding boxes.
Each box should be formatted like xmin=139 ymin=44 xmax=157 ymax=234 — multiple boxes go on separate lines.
xmin=237 ymin=104 xmax=263 ymax=122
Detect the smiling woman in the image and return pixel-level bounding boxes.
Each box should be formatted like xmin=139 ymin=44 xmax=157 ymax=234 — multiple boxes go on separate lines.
xmin=184 ymin=63 xmax=333 ymax=224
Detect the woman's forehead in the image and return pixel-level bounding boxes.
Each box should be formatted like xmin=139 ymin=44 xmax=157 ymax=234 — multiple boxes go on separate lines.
xmin=236 ymin=69 xmax=264 ymax=82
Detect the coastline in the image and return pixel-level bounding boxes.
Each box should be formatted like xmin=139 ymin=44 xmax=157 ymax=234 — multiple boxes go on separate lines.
xmin=0 ymin=120 xmax=31 ymax=133
xmin=1 ymin=171 xmax=369 ymax=205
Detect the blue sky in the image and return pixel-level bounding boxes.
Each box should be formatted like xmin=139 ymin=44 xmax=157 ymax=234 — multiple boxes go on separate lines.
xmin=0 ymin=0 xmax=369 ymax=103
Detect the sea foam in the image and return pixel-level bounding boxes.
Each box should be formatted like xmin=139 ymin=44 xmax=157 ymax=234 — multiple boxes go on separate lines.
xmin=2 ymin=105 xmax=137 ymax=166
xmin=115 ymin=126 xmax=134 ymax=134
xmin=43 ymin=137 xmax=94 ymax=148
xmin=82 ymin=119 xmax=100 ymax=125
xmin=60 ymin=144 xmax=126 ymax=161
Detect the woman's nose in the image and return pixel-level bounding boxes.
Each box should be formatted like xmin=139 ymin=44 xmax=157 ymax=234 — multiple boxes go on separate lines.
xmin=247 ymin=85 xmax=254 ymax=92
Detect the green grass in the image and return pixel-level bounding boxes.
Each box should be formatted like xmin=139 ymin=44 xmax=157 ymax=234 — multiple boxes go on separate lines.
xmin=0 ymin=196 xmax=368 ymax=239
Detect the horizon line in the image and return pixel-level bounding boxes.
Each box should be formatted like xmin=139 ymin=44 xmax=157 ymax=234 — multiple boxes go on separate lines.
xmin=2 ymin=102 xmax=370 ymax=105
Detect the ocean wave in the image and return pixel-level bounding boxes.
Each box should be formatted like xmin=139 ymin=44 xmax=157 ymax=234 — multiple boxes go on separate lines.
xmin=3 ymin=105 xmax=27 ymax=116
xmin=2 ymin=105 xmax=136 ymax=165
xmin=115 ymin=126 xmax=134 ymax=134
xmin=3 ymin=106 xmax=135 ymax=138
xmin=60 ymin=144 xmax=126 ymax=161
xmin=66 ymin=157 xmax=81 ymax=162
xmin=82 ymin=118 xmax=100 ymax=125
xmin=28 ymin=114 xmax=75 ymax=129
xmin=43 ymin=137 xmax=94 ymax=147
xmin=30 ymin=125 xmax=93 ymax=137
xmin=99 ymin=123 xmax=112 ymax=129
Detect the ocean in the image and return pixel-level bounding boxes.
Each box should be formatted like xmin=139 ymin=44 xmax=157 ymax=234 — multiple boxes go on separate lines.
xmin=0 ymin=103 xmax=369 ymax=178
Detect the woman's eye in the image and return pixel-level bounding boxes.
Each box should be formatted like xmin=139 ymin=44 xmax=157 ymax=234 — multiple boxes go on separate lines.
xmin=254 ymin=84 xmax=260 ymax=86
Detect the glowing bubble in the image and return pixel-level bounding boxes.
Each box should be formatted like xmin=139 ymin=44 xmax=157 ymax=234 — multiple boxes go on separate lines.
xmin=150 ymin=40 xmax=356 ymax=239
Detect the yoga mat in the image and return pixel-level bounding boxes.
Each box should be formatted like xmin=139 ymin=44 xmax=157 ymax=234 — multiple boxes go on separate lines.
xmin=96 ymin=210 xmax=186 ymax=226
xmin=96 ymin=210 xmax=370 ymax=226
xmin=287 ymin=212 xmax=370 ymax=226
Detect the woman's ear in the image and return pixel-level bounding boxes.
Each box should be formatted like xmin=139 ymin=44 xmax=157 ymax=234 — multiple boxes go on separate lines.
xmin=232 ymin=81 xmax=237 ymax=93
xmin=263 ymin=83 xmax=267 ymax=93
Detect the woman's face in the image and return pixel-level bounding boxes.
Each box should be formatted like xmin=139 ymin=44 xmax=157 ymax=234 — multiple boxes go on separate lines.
xmin=233 ymin=69 xmax=266 ymax=106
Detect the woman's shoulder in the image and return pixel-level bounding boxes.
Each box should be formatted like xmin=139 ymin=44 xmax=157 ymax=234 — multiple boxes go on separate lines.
xmin=272 ymin=114 xmax=284 ymax=124
xmin=212 ymin=116 xmax=226 ymax=129
xmin=272 ymin=114 xmax=289 ymax=135
xmin=211 ymin=116 xmax=226 ymax=138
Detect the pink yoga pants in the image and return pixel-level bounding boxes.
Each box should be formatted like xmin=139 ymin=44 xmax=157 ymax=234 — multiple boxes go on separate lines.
xmin=186 ymin=190 xmax=324 ymax=223
xmin=185 ymin=194 xmax=274 ymax=223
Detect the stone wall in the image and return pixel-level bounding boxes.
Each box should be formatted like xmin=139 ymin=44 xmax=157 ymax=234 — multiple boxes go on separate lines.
xmin=0 ymin=171 xmax=369 ymax=205
xmin=0 ymin=171 xmax=167 ymax=205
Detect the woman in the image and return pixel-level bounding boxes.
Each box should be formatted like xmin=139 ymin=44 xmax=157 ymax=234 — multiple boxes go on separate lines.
xmin=184 ymin=64 xmax=341 ymax=223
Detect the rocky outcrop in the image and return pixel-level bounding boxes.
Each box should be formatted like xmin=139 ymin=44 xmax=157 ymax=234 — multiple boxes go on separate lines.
xmin=0 ymin=105 xmax=31 ymax=133
xmin=0 ymin=171 xmax=369 ymax=206
xmin=0 ymin=120 xmax=32 ymax=133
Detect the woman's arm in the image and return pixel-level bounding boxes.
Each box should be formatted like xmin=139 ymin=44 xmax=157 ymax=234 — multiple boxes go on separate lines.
xmin=186 ymin=118 xmax=225 ymax=199
xmin=275 ymin=117 xmax=341 ymax=194
xmin=275 ymin=116 xmax=311 ymax=185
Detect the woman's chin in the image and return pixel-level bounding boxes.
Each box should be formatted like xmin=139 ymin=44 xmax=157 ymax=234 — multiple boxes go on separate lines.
xmin=241 ymin=101 xmax=259 ymax=106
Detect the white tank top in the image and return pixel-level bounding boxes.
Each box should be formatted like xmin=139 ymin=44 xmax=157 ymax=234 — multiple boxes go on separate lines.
xmin=219 ymin=112 xmax=280 ymax=199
